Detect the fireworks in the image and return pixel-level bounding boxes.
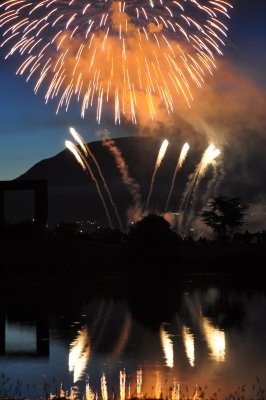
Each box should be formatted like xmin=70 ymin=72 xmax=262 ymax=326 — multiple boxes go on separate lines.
xmin=69 ymin=127 xmax=123 ymax=229
xmin=164 ymin=142 xmax=189 ymax=212
xmin=179 ymin=144 xmax=220 ymax=213
xmin=66 ymin=131 xmax=222 ymax=231
xmin=0 ymin=0 xmax=232 ymax=123
xmin=178 ymin=143 xmax=221 ymax=234
xmin=102 ymin=138 xmax=142 ymax=222
xmin=65 ymin=139 xmax=114 ymax=228
xmin=65 ymin=139 xmax=87 ymax=171
xmin=144 ymin=138 xmax=169 ymax=212
xmin=156 ymin=139 xmax=170 ymax=168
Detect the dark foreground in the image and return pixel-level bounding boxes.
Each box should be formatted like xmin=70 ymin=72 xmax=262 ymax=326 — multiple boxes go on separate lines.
xmin=1 ymin=233 xmax=266 ymax=286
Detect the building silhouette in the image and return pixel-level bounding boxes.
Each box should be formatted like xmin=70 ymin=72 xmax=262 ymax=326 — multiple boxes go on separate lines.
xmin=0 ymin=180 xmax=48 ymax=230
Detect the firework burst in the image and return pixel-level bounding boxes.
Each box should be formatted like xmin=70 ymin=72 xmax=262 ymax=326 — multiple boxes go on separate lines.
xmin=0 ymin=0 xmax=232 ymax=123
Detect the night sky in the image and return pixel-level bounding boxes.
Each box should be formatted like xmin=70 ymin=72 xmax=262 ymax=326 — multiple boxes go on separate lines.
xmin=0 ymin=0 xmax=266 ymax=181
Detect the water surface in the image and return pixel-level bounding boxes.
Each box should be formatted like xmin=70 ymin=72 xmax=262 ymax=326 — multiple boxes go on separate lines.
xmin=0 ymin=278 xmax=265 ymax=398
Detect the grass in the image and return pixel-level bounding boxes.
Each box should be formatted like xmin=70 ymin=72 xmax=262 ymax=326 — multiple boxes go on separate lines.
xmin=0 ymin=375 xmax=265 ymax=400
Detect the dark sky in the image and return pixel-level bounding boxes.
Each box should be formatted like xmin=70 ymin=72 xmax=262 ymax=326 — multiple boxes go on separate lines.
xmin=0 ymin=0 xmax=265 ymax=180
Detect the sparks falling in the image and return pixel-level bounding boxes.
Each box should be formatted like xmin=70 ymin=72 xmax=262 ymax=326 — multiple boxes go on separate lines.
xmin=70 ymin=127 xmax=89 ymax=157
xmin=164 ymin=142 xmax=189 ymax=213
xmin=65 ymin=140 xmax=114 ymax=228
xmin=178 ymin=143 xmax=221 ymax=234
xmin=144 ymin=139 xmax=169 ymax=212
xmin=156 ymin=139 xmax=170 ymax=168
xmin=198 ymin=146 xmax=221 ymax=178
xmin=65 ymin=140 xmax=87 ymax=172
xmin=179 ymin=144 xmax=220 ymax=215
xmin=69 ymin=127 xmax=123 ymax=230
xmin=0 ymin=0 xmax=233 ymax=123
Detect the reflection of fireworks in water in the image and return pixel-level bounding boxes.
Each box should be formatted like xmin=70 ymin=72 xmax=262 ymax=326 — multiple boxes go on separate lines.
xmin=202 ymin=317 xmax=225 ymax=362
xmin=182 ymin=326 xmax=195 ymax=367
xmin=65 ymin=140 xmax=113 ymax=228
xmin=164 ymin=142 xmax=190 ymax=213
xmin=120 ymin=370 xmax=126 ymax=400
xmin=69 ymin=127 xmax=123 ymax=230
xmin=154 ymin=371 xmax=162 ymax=400
xmin=59 ymin=382 xmax=65 ymax=399
xmin=0 ymin=0 xmax=232 ymax=123
xmin=178 ymin=144 xmax=221 ymax=234
xmin=101 ymin=373 xmax=108 ymax=400
xmin=171 ymin=381 xmax=180 ymax=400
xmin=55 ymin=369 xmax=206 ymax=400
xmin=144 ymin=139 xmax=169 ymax=212
xmin=136 ymin=368 xmax=143 ymax=398
xmin=160 ymin=324 xmax=174 ymax=368
xmin=85 ymin=378 xmax=95 ymax=400
xmin=69 ymin=326 xmax=90 ymax=383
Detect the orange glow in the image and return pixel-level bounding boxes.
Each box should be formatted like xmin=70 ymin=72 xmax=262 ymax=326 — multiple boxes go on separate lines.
xmin=171 ymin=381 xmax=180 ymax=400
xmin=154 ymin=371 xmax=162 ymax=399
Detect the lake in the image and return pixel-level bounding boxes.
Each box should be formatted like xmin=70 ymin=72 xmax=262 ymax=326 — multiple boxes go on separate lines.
xmin=0 ymin=276 xmax=265 ymax=399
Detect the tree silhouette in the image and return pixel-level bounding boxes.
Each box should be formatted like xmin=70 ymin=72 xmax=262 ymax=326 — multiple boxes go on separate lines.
xmin=128 ymin=213 xmax=179 ymax=245
xmin=200 ymin=196 xmax=249 ymax=239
